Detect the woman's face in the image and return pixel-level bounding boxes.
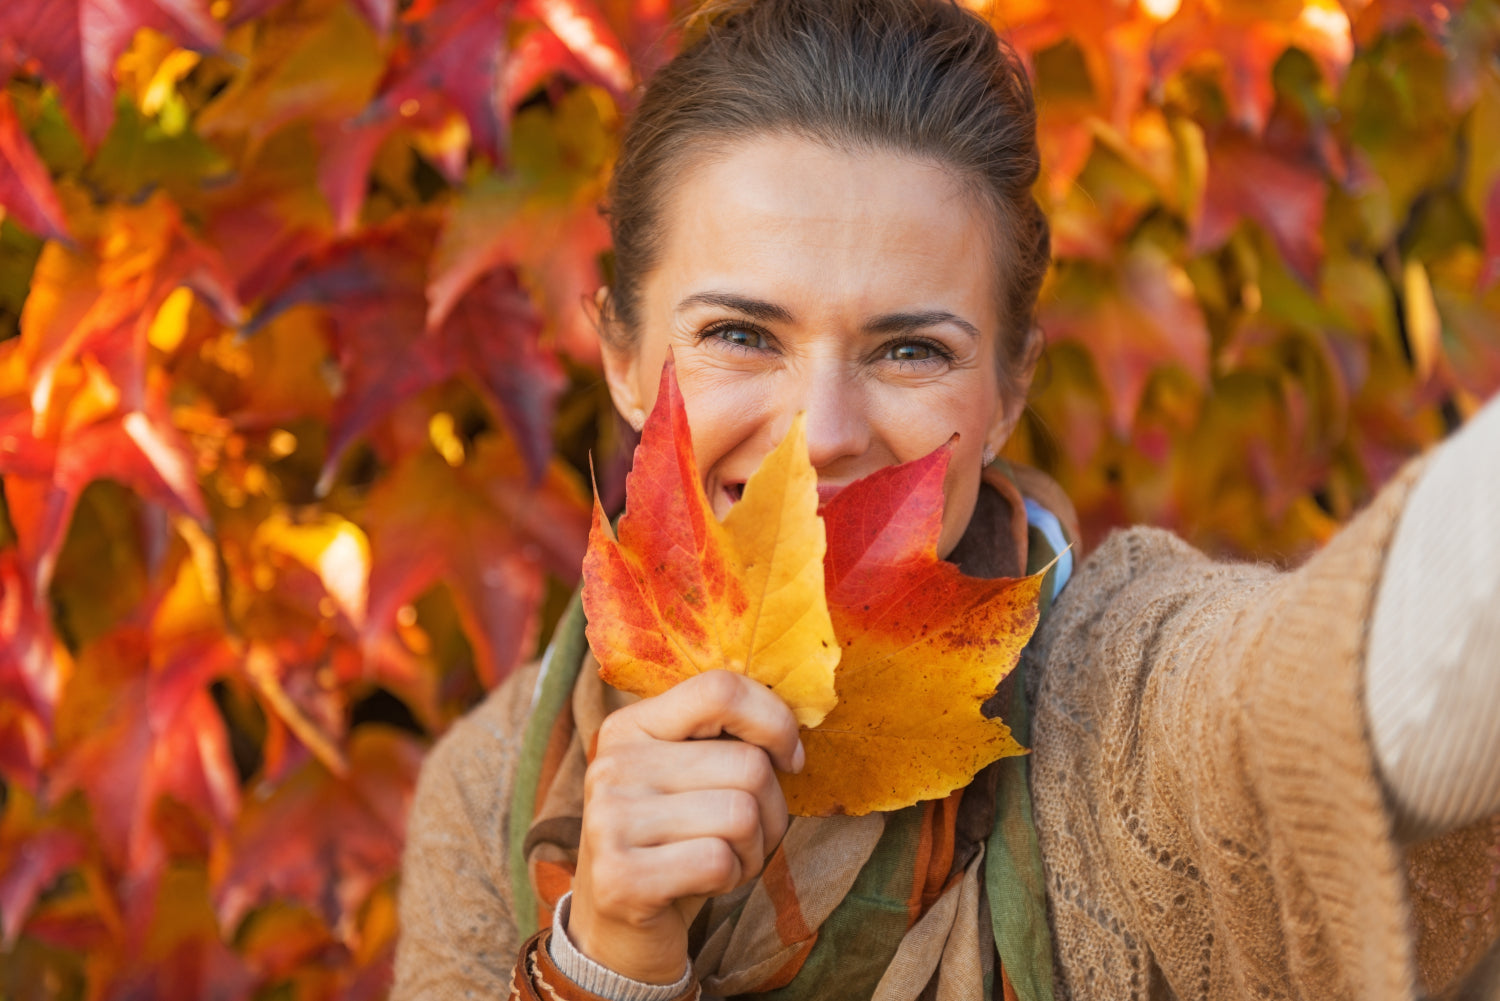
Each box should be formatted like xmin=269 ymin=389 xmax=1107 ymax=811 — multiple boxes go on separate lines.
xmin=600 ymin=135 xmax=1028 ymax=557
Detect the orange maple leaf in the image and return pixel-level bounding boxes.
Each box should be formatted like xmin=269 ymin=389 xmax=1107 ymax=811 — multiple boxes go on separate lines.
xmin=780 ymin=442 xmax=1045 ymax=817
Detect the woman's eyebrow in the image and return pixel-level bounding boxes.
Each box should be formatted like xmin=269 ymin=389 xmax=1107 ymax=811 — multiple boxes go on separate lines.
xmin=864 ymin=310 xmax=981 ymax=339
xmin=676 ymin=291 xmax=794 ymax=323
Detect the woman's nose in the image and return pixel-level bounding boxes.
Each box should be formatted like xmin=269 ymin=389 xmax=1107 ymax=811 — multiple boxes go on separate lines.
xmin=793 ymin=364 xmax=870 ymax=471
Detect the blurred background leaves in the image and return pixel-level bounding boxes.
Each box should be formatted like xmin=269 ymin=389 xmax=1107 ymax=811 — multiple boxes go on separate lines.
xmin=0 ymin=0 xmax=1496 ymax=996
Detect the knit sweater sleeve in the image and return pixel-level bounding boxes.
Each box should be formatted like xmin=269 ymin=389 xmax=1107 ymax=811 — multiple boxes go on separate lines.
xmin=391 ymin=662 xmax=539 ymax=1000
xmin=1026 ymin=456 xmax=1500 ymax=1001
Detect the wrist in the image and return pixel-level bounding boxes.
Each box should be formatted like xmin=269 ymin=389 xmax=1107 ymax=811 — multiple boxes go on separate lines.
xmin=551 ymin=894 xmax=694 ymax=1000
xmin=568 ymin=886 xmax=691 ymax=985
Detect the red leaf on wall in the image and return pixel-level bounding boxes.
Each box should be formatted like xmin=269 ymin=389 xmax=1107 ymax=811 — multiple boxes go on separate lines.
xmin=1192 ymin=134 xmax=1328 ymax=284
xmin=0 ymin=0 xmax=222 ymax=146
xmin=199 ymin=158 xmax=334 ymax=305
xmin=20 ymin=195 xmax=240 ymax=418
xmin=92 ymin=866 xmax=259 ymax=1001
xmin=212 ymin=727 xmax=420 ymax=939
xmin=429 ymin=171 xmax=613 ymax=365
xmin=253 ymin=221 xmax=565 ymax=483
xmin=0 ymin=547 xmax=61 ymax=792
xmin=1044 ymin=245 xmax=1210 ymax=435
xmin=0 ymin=92 xmax=70 ymax=242
xmin=374 ymin=0 xmax=513 ymax=162
xmin=363 ymin=433 xmax=589 ymax=687
xmin=502 ymin=25 xmax=593 ymax=118
xmin=0 ymin=549 xmax=62 ymax=728
xmin=0 ymin=395 xmax=207 ymax=594
xmin=50 ymin=568 xmax=240 ymax=876
xmin=521 ymin=0 xmax=633 ymax=97
xmin=0 ymin=812 xmax=88 ymax=948
xmin=1153 ymin=3 xmax=1353 ymax=136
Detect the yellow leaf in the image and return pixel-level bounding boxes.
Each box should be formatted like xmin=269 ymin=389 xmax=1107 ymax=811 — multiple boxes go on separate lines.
xmin=583 ymin=363 xmax=840 ymax=728
xmin=254 ymin=511 xmax=370 ymax=626
xmin=1403 ymin=258 xmax=1442 ymax=380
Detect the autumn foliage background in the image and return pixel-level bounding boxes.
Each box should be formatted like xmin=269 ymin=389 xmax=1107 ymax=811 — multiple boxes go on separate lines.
xmin=0 ymin=0 xmax=1497 ymax=995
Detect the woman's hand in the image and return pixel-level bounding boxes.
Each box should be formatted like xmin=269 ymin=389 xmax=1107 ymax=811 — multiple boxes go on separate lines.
xmin=568 ymin=670 xmax=805 ymax=984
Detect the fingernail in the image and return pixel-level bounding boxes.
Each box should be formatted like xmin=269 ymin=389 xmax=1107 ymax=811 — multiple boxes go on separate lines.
xmin=792 ymin=740 xmax=806 ymax=773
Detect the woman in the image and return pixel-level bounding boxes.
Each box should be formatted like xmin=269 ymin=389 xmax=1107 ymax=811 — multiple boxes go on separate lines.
xmin=392 ymin=1 xmax=1500 ymax=998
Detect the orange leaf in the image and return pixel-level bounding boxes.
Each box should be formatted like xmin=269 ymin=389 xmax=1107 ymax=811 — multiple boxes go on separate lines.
xmin=20 ymin=195 xmax=241 ymax=419
xmin=582 ymin=360 xmax=840 ymax=728
xmin=779 ymin=443 xmax=1045 ymax=816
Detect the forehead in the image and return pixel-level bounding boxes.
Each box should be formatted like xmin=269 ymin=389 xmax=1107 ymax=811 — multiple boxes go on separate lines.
xmin=648 ymin=135 xmax=1000 ymax=326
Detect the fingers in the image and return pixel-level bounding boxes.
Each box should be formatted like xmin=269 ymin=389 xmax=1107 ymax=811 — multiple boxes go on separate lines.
xmin=572 ymin=670 xmax=801 ymax=961
xmin=656 ymin=741 xmax=790 ymax=854
xmin=585 ymin=737 xmax=790 ymax=870
xmin=586 ymin=837 xmax=747 ymax=917
xmin=619 ymin=670 xmax=804 ymax=773
xmin=617 ymin=791 xmax=765 ymax=891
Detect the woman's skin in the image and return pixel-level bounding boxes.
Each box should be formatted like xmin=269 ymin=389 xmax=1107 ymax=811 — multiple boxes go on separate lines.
xmin=570 ymin=135 xmax=1038 ymax=984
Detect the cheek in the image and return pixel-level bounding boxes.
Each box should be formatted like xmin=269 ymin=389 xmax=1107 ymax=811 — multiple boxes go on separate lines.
xmin=937 ymin=455 xmax=983 ymax=558
xmin=674 ymin=363 xmax=779 ymax=471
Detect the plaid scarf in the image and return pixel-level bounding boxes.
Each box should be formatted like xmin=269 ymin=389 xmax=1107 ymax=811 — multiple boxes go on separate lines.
xmin=509 ymin=467 xmax=1065 ymax=1001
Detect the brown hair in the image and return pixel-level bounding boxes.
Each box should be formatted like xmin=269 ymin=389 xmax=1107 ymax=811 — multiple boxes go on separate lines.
xmin=603 ymin=0 xmax=1050 ymax=385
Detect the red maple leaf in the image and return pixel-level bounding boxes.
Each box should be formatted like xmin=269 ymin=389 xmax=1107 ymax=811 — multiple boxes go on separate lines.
xmin=0 ymin=550 xmax=63 ymax=791
xmin=0 ymin=369 xmax=208 ymax=595
xmin=49 ymin=612 xmax=240 ymax=877
xmin=429 ymin=182 xmax=612 ymax=365
xmin=1043 ymin=245 xmax=1211 ymax=435
xmin=0 ymin=91 xmax=69 ymax=241
xmin=253 ymin=220 xmax=564 ymax=484
xmin=211 ymin=727 xmax=420 ymax=941
xmin=1191 ymin=132 xmax=1328 ymax=284
xmin=0 ymin=0 xmax=222 ymax=147
xmin=363 ymin=432 xmax=589 ymax=688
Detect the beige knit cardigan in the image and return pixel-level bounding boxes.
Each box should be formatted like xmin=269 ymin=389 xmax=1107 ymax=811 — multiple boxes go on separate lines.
xmin=394 ymin=457 xmax=1500 ymax=1000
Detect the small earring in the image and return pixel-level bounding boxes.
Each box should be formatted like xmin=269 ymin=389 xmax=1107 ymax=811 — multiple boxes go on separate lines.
xmin=981 ymin=444 xmax=996 ymax=467
xmin=629 ymin=408 xmax=646 ymax=432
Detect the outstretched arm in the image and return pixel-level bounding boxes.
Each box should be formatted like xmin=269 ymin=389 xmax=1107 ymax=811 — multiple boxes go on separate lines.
xmin=1028 ymin=405 xmax=1500 ymax=1001
xmin=1367 ymin=393 xmax=1500 ymax=841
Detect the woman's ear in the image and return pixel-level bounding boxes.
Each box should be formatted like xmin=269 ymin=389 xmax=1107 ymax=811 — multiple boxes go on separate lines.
xmin=985 ymin=325 xmax=1045 ymax=458
xmin=591 ymin=287 xmax=646 ymax=426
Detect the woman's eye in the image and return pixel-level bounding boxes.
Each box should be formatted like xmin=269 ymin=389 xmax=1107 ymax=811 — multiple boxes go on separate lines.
xmin=886 ymin=340 xmax=945 ymax=363
xmin=709 ymin=325 xmax=768 ymax=350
